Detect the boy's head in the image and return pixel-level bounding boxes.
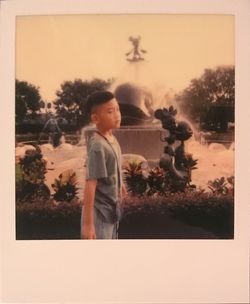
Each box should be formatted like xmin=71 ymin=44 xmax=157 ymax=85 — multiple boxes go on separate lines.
xmin=86 ymin=91 xmax=121 ymax=130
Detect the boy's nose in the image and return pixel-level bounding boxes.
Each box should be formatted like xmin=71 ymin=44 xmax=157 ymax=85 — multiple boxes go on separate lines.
xmin=115 ymin=112 xmax=121 ymax=119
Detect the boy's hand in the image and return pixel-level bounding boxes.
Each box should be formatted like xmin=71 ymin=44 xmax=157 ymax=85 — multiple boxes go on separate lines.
xmin=82 ymin=223 xmax=96 ymax=239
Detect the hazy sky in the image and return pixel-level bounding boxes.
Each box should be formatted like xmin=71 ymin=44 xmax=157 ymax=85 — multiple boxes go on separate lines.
xmin=16 ymin=14 xmax=234 ymax=102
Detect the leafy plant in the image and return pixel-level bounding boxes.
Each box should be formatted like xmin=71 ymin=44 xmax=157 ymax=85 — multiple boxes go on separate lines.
xmin=19 ymin=146 xmax=47 ymax=184
xmin=124 ymin=157 xmax=197 ymax=196
xmin=227 ymin=176 xmax=234 ymax=194
xmin=52 ymin=169 xmax=79 ymax=202
xmin=123 ymin=161 xmax=148 ymax=196
xmin=16 ymin=146 xmax=50 ymax=201
xmin=208 ymin=177 xmax=229 ymax=195
xmin=182 ymin=153 xmax=198 ymax=173
xmin=146 ymin=167 xmax=166 ymax=196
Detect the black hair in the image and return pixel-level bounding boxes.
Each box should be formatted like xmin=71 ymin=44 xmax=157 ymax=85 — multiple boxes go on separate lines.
xmin=85 ymin=91 xmax=114 ymax=115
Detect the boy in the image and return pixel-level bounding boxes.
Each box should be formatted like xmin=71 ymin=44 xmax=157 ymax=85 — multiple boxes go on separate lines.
xmin=81 ymin=91 xmax=127 ymax=239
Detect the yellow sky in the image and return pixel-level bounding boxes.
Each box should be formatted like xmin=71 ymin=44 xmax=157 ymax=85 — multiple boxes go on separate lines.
xmin=16 ymin=14 xmax=234 ymax=102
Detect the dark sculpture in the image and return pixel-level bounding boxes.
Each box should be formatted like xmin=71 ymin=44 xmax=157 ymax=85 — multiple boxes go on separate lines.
xmin=39 ymin=115 xmax=63 ymax=148
xmin=125 ymin=36 xmax=147 ymax=62
xmin=114 ymin=82 xmax=154 ymax=126
xmin=154 ymin=106 xmax=197 ymax=191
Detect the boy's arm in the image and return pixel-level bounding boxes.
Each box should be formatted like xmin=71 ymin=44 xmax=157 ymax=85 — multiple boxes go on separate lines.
xmin=122 ymin=182 xmax=128 ymax=197
xmin=81 ymin=179 xmax=97 ymax=239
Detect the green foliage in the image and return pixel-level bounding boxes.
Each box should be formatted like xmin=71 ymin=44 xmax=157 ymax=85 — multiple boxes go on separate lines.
xmin=53 ymin=78 xmax=113 ymax=128
xmin=121 ymin=191 xmax=234 ymax=239
xmin=175 ymin=66 xmax=235 ymax=128
xmin=119 ymin=191 xmax=234 ymax=239
xmin=124 ymin=155 xmax=197 ymax=196
xmin=123 ymin=161 xmax=148 ymax=196
xmin=16 ymin=79 xmax=43 ymax=121
xmin=166 ymin=192 xmax=234 ymax=239
xmin=16 ymin=200 xmax=82 ymax=240
xmin=16 ymin=146 xmax=50 ymax=201
xmin=208 ymin=176 xmax=234 ymax=195
xmin=226 ymin=176 xmax=234 ymax=193
xmin=147 ymin=167 xmax=166 ymax=196
xmin=16 ymin=163 xmax=24 ymax=194
xmin=19 ymin=146 xmax=47 ymax=184
xmin=16 ymin=191 xmax=233 ymax=239
xmin=182 ymin=153 xmax=198 ymax=172
xmin=52 ymin=169 xmax=79 ymax=202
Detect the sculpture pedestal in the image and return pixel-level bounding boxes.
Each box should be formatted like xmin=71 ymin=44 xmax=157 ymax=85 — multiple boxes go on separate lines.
xmin=84 ymin=126 xmax=167 ymax=161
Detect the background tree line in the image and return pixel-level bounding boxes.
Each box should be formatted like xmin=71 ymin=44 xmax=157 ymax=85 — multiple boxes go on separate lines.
xmin=175 ymin=66 xmax=234 ymax=131
xmin=16 ymin=66 xmax=234 ymax=134
xmin=16 ymin=78 xmax=112 ymax=133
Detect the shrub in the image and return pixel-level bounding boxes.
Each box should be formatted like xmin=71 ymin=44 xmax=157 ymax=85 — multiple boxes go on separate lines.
xmin=166 ymin=192 xmax=234 ymax=239
xmin=124 ymin=161 xmax=148 ymax=196
xmin=16 ymin=199 xmax=82 ymax=240
xmin=124 ymin=158 xmax=197 ymax=196
xmin=16 ymin=191 xmax=234 ymax=240
xmin=208 ymin=176 xmax=234 ymax=195
xmin=16 ymin=146 xmax=50 ymax=201
xmin=19 ymin=145 xmax=47 ymax=183
xmin=146 ymin=167 xmax=166 ymax=196
xmin=52 ymin=169 xmax=79 ymax=202
xmin=119 ymin=191 xmax=234 ymax=239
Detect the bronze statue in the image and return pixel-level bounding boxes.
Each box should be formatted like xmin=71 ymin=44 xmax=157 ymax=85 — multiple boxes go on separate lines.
xmin=125 ymin=36 xmax=147 ymax=62
xmin=155 ymin=106 xmax=198 ymax=192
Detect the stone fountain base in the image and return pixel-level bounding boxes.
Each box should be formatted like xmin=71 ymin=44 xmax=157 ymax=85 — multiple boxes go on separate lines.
xmin=84 ymin=126 xmax=168 ymax=161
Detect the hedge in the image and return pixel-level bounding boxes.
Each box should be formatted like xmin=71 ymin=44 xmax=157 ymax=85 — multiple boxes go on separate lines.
xmin=16 ymin=200 xmax=82 ymax=240
xmin=16 ymin=192 xmax=234 ymax=240
xmin=119 ymin=192 xmax=234 ymax=239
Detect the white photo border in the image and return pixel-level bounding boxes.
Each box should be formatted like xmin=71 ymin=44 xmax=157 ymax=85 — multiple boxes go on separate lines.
xmin=1 ymin=0 xmax=250 ymax=303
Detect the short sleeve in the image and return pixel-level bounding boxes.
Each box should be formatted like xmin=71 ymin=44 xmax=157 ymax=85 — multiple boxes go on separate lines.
xmin=85 ymin=143 xmax=108 ymax=180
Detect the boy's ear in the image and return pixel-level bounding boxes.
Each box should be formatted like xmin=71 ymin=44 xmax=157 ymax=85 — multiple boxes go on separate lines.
xmin=91 ymin=113 xmax=98 ymax=124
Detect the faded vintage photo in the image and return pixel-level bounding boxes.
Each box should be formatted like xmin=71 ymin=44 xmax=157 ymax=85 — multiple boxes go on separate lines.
xmin=15 ymin=14 xmax=235 ymax=240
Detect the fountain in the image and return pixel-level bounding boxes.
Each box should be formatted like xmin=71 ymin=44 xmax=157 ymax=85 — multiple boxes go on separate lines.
xmin=15 ymin=36 xmax=234 ymax=200
xmin=83 ymin=36 xmax=234 ymax=191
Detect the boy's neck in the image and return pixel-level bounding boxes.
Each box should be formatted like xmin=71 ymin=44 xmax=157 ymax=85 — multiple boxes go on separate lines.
xmin=96 ymin=127 xmax=113 ymax=140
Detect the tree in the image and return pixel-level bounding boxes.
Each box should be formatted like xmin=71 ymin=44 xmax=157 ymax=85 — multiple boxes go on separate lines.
xmin=53 ymin=78 xmax=113 ymax=128
xmin=175 ymin=66 xmax=235 ymax=130
xmin=16 ymin=80 xmax=43 ymax=121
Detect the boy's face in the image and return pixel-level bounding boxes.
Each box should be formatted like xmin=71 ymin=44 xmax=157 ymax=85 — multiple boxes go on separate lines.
xmin=91 ymin=98 xmax=121 ymax=130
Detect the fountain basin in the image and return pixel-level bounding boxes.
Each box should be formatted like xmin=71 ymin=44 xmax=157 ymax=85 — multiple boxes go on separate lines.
xmin=84 ymin=126 xmax=168 ymax=161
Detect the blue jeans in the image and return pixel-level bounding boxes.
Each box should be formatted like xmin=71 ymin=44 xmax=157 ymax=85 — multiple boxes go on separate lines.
xmin=81 ymin=207 xmax=119 ymax=239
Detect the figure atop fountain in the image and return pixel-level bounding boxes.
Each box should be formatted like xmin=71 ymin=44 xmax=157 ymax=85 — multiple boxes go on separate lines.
xmin=126 ymin=36 xmax=147 ymax=62
xmin=39 ymin=113 xmax=63 ymax=148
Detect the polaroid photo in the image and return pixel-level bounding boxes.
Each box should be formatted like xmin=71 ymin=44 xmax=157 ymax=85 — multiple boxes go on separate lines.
xmin=1 ymin=0 xmax=250 ymax=303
